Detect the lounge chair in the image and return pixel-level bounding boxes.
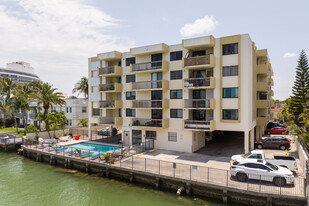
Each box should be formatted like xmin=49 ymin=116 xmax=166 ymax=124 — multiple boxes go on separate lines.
xmin=90 ymin=153 xmax=101 ymax=159
xmin=67 ymin=149 xmax=80 ymax=156
xmin=80 ymin=152 xmax=94 ymax=158
xmin=55 ymin=147 xmax=68 ymax=152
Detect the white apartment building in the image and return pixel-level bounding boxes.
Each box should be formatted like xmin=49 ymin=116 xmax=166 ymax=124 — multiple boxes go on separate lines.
xmin=25 ymin=97 xmax=88 ymax=128
xmin=88 ymin=34 xmax=273 ymax=153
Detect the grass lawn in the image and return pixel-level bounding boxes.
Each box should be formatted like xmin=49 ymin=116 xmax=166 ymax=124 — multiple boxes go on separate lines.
xmin=0 ymin=127 xmax=17 ymax=133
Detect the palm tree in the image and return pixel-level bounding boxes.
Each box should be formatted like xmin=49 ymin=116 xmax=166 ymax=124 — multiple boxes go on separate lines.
xmin=35 ymin=82 xmax=65 ymax=134
xmin=78 ymin=119 xmax=88 ymax=127
xmin=13 ymin=83 xmax=34 ymax=132
xmin=0 ymin=78 xmax=17 ymax=127
xmin=72 ymin=77 xmax=88 ymax=98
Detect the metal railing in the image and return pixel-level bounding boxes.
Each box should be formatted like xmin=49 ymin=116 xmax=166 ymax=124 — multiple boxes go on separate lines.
xmin=132 ymin=61 xmax=162 ymax=72
xmin=0 ymin=136 xmax=23 ymax=145
xmin=99 ymin=117 xmax=117 ymax=125
xmin=184 ymin=77 xmax=210 ymax=87
xmin=131 ymin=80 xmax=163 ymax=90
xmin=184 ymin=99 xmax=210 ymax=109
xmin=23 ymin=141 xmax=307 ymax=198
xmin=99 ymin=83 xmax=115 ymax=91
xmin=184 ymin=55 xmax=211 ymax=67
xmin=184 ymin=120 xmax=211 ymax=130
xmin=132 ymin=118 xmax=163 ymax=128
xmin=98 ymin=66 xmax=115 ymax=75
xmin=99 ymin=100 xmax=116 ymax=108
xmin=131 ymin=100 xmax=162 ymax=108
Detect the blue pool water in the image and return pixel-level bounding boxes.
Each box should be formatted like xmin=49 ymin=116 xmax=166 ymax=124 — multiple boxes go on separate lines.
xmin=68 ymin=142 xmax=121 ymax=153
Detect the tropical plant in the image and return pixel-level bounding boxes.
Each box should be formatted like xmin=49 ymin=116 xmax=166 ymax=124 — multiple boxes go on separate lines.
xmin=0 ymin=78 xmax=17 ymax=127
xmin=35 ymin=82 xmax=65 ymax=134
xmin=47 ymin=111 xmax=66 ymax=138
xmin=72 ymin=77 xmax=88 ymax=98
xmin=78 ymin=119 xmax=88 ymax=127
xmin=13 ymin=83 xmax=34 ymax=132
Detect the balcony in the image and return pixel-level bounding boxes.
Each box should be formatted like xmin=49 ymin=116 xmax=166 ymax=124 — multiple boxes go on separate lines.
xmin=98 ymin=66 xmax=122 ymax=76
xmin=98 ymin=51 xmax=122 ymax=61
xmin=182 ymin=36 xmax=215 ymax=49
xmin=257 ymin=100 xmax=267 ymax=108
xmin=131 ymin=60 xmax=169 ymax=73
xmin=99 ymin=117 xmax=123 ymax=126
xmin=99 ymin=83 xmax=122 ymax=92
xmin=184 ymin=99 xmax=215 ymax=109
xmin=99 ymin=100 xmax=122 ymax=109
xmin=183 ymin=55 xmax=215 ymax=69
xmin=184 ymin=120 xmax=215 ymax=131
xmin=256 ymin=116 xmax=268 ymax=126
xmin=257 ymin=64 xmax=267 ymax=75
xmin=131 ymin=100 xmax=169 ymax=109
xmin=257 ymin=82 xmax=267 ymax=92
xmin=184 ymin=77 xmax=215 ymax=89
xmin=130 ymin=43 xmax=169 ymax=56
xmin=131 ymin=118 xmax=169 ymax=128
xmin=131 ymin=80 xmax=169 ymax=91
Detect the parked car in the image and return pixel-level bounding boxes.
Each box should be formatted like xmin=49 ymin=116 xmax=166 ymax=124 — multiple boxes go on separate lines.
xmin=230 ymin=159 xmax=294 ymax=186
xmin=230 ymin=150 xmax=297 ymax=171
xmin=265 ymin=127 xmax=289 ymax=135
xmin=97 ymin=127 xmax=118 ymax=136
xmin=255 ymin=136 xmax=290 ymax=150
xmin=266 ymin=122 xmax=285 ymax=129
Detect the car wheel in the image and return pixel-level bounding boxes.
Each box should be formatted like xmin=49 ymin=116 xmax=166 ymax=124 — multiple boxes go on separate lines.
xmin=236 ymin=173 xmax=248 ymax=182
xmin=257 ymin=144 xmax=263 ymax=149
xmin=279 ymin=145 xmax=286 ymax=150
xmin=273 ymin=177 xmax=286 ymax=186
xmin=267 ymin=132 xmax=271 ymax=135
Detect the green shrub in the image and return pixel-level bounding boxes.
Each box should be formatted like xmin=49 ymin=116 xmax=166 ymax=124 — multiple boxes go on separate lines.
xmin=49 ymin=125 xmax=59 ymax=131
xmin=27 ymin=125 xmax=38 ymax=133
xmin=19 ymin=129 xmax=26 ymax=136
xmin=64 ymin=131 xmax=69 ymax=136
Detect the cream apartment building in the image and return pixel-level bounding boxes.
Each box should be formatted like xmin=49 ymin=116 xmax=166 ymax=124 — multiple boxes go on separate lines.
xmin=88 ymin=34 xmax=273 ymax=153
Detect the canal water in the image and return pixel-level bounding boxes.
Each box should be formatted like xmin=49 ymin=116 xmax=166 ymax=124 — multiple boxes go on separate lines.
xmin=0 ymin=152 xmax=238 ymax=206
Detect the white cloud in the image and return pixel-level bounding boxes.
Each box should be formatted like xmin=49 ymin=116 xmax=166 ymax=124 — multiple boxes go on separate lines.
xmin=180 ymin=16 xmax=218 ymax=37
xmin=283 ymin=52 xmax=297 ymax=58
xmin=0 ymin=0 xmax=134 ymax=96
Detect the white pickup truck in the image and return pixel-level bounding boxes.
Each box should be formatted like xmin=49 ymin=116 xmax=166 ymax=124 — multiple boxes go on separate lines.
xmin=230 ymin=150 xmax=297 ymax=171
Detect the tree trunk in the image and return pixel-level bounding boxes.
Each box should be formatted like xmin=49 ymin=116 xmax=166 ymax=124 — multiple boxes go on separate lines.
xmin=53 ymin=124 xmax=56 ymax=138
xmin=22 ymin=110 xmax=27 ymax=133
xmin=25 ymin=111 xmax=28 ymax=133
xmin=12 ymin=113 xmax=19 ymax=133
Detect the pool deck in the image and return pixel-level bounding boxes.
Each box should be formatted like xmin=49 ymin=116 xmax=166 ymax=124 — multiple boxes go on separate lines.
xmin=21 ymin=144 xmax=307 ymax=206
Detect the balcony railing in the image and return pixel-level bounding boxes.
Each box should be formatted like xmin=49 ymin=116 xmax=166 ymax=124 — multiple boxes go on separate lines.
xmin=184 ymin=55 xmax=214 ymax=68
xmin=184 ymin=120 xmax=211 ymax=130
xmin=184 ymin=99 xmax=211 ymax=109
xmin=99 ymin=117 xmax=122 ymax=126
xmin=99 ymin=100 xmax=122 ymax=109
xmin=131 ymin=118 xmax=168 ymax=128
xmin=131 ymin=60 xmax=168 ymax=72
xmin=184 ymin=77 xmax=214 ymax=88
xmin=131 ymin=80 xmax=168 ymax=90
xmin=99 ymin=83 xmax=122 ymax=92
xmin=131 ymin=100 xmax=162 ymax=108
xmin=98 ymin=66 xmax=122 ymax=76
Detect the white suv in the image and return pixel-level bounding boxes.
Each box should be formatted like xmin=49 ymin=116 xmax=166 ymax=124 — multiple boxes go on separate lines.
xmin=230 ymin=159 xmax=294 ymax=186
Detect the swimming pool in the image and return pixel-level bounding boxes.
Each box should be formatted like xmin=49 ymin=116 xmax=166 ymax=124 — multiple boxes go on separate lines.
xmin=68 ymin=142 xmax=121 ymax=153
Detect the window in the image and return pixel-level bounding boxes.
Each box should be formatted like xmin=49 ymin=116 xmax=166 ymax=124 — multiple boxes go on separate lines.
xmin=222 ymin=43 xmax=238 ymax=55
xmin=132 ymin=130 xmax=142 ymax=144
xmin=126 ymin=109 xmax=136 ymax=117
xmin=151 ymin=91 xmax=162 ymax=100
xmin=170 ymin=51 xmax=182 ymax=61
xmin=126 ymin=91 xmax=136 ymax=100
xmin=223 ymin=88 xmax=238 ymax=98
xmin=168 ymin=132 xmax=177 ymax=142
xmin=170 ymin=90 xmax=182 ymax=99
xmin=192 ymin=50 xmax=206 ymax=57
xmin=126 ymin=74 xmax=136 ymax=83
xmin=66 ymin=107 xmax=68 ymax=113
xmin=92 ymin=108 xmax=100 ymax=116
xmin=170 ymin=109 xmax=183 ymax=118
xmin=170 ymin=70 xmax=183 ymax=80
xmin=126 ymin=57 xmax=135 ymax=66
xmin=222 ymin=109 xmax=238 ymax=120
xmin=223 ymin=66 xmax=238 ymax=76
xmin=146 ymin=131 xmax=156 ymax=140
xmin=69 ymin=120 xmax=72 ymax=126
xmin=70 ymin=107 xmax=72 ymax=113
xmin=82 ymin=107 xmax=86 ymax=113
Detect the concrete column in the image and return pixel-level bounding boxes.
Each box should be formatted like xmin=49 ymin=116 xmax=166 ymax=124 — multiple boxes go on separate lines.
xmin=89 ymin=123 xmax=92 ymax=141
xmin=244 ymin=131 xmax=249 ymax=153
xmin=250 ymin=129 xmax=255 ymax=150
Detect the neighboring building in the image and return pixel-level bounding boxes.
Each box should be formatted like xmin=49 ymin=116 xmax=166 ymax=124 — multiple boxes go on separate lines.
xmin=25 ymin=97 xmax=88 ymax=128
xmin=0 ymin=61 xmax=40 ymax=83
xmin=88 ymin=34 xmax=274 ymax=153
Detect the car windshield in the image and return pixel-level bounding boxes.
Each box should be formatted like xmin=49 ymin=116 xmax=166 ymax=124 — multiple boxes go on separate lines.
xmin=266 ymin=162 xmax=278 ymax=171
xmin=242 ymin=152 xmax=252 ymax=158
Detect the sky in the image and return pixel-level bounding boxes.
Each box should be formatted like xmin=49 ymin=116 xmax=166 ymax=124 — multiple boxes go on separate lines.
xmin=0 ymin=0 xmax=308 ymax=100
